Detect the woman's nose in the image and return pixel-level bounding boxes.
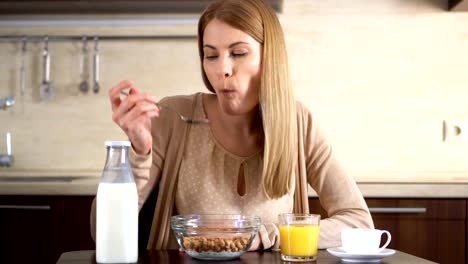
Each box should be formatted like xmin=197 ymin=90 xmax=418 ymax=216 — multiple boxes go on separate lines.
xmin=218 ymin=57 xmax=233 ymax=78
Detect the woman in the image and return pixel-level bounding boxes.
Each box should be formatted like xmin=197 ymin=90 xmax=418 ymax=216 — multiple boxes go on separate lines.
xmin=92 ymin=0 xmax=373 ymax=250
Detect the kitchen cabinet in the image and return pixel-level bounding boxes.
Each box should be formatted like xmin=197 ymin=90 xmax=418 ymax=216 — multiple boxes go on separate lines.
xmin=59 ymin=196 xmax=96 ymax=254
xmin=0 ymin=196 xmax=95 ymax=264
xmin=0 ymin=196 xmax=61 ymax=264
xmin=309 ymin=198 xmax=467 ymax=264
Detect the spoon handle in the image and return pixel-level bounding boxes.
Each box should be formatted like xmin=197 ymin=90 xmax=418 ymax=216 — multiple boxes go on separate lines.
xmin=42 ymin=48 xmax=49 ymax=83
xmin=93 ymin=38 xmax=100 ymax=94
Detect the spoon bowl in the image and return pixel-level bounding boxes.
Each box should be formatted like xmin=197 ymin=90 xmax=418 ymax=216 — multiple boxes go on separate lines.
xmin=79 ymin=81 xmax=89 ymax=93
xmin=0 ymin=96 xmax=15 ymax=110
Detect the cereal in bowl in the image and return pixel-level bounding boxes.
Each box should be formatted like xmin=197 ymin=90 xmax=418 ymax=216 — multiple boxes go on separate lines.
xmin=183 ymin=236 xmax=249 ymax=252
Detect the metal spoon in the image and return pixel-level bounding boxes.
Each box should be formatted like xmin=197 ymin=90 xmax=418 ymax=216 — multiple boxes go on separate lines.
xmin=0 ymin=96 xmax=15 ymax=110
xmin=120 ymin=91 xmax=210 ymax=124
xmin=20 ymin=37 xmax=27 ymax=97
xmin=92 ymin=36 xmax=100 ymax=94
xmin=39 ymin=36 xmax=53 ymax=101
xmin=79 ymin=36 xmax=89 ymax=93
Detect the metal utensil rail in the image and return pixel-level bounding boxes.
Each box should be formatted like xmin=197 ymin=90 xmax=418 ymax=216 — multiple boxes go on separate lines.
xmin=0 ymin=34 xmax=196 ymax=98
xmin=0 ymin=34 xmax=196 ymax=42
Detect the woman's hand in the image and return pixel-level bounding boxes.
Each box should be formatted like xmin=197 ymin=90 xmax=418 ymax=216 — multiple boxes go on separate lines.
xmin=108 ymin=80 xmax=160 ymax=155
xmin=248 ymin=232 xmax=262 ymax=251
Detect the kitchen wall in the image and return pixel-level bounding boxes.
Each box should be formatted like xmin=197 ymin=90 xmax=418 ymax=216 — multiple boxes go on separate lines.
xmin=1 ymin=0 xmax=468 ymax=181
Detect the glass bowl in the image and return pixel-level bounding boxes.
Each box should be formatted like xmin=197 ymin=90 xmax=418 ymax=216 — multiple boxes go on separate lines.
xmin=171 ymin=214 xmax=261 ymax=260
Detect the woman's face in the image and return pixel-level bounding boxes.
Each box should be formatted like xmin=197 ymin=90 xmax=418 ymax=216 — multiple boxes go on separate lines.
xmin=203 ymin=19 xmax=262 ymax=116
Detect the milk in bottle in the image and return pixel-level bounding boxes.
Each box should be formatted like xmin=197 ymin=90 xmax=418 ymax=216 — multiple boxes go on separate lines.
xmin=96 ymin=141 xmax=138 ymax=263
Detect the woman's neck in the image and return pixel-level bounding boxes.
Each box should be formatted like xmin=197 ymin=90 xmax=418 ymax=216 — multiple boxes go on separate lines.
xmin=204 ymin=93 xmax=263 ymax=157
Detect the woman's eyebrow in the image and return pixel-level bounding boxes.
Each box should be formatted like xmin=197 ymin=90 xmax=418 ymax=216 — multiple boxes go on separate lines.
xmin=228 ymin=41 xmax=249 ymax=48
xmin=203 ymin=44 xmax=216 ymax=50
xmin=203 ymin=41 xmax=250 ymax=50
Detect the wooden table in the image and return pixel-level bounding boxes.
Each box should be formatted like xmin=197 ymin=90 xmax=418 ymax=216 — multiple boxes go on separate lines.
xmin=57 ymin=249 xmax=437 ymax=263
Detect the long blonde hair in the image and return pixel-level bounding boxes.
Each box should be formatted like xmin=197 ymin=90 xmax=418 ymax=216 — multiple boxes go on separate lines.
xmin=198 ymin=0 xmax=297 ymax=199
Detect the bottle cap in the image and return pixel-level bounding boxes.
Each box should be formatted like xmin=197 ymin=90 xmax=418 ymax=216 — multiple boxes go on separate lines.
xmin=105 ymin=140 xmax=131 ymax=147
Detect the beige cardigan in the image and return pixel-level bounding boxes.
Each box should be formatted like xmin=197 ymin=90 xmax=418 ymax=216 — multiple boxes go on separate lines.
xmin=90 ymin=93 xmax=373 ymax=250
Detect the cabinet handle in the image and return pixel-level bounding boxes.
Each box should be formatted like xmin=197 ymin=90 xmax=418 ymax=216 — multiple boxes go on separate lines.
xmin=369 ymin=207 xmax=426 ymax=214
xmin=0 ymin=205 xmax=51 ymax=210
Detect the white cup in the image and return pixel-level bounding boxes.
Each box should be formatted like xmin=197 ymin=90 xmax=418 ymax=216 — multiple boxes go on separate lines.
xmin=341 ymin=228 xmax=391 ymax=254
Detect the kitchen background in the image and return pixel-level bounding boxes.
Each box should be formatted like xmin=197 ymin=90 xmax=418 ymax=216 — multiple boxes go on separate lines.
xmin=1 ymin=0 xmax=468 ymax=182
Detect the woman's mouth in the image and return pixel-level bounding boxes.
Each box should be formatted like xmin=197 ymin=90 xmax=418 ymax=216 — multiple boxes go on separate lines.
xmin=220 ymin=88 xmax=235 ymax=95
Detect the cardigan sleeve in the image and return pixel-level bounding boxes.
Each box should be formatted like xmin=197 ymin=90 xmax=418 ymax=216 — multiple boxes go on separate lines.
xmin=130 ymin=147 xmax=158 ymax=210
xmin=299 ymin=103 xmax=374 ymax=249
xmin=131 ymin=94 xmax=194 ymax=210
xmin=258 ymin=223 xmax=280 ymax=250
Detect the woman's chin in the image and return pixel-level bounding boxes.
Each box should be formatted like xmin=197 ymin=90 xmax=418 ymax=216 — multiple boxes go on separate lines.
xmin=221 ymin=106 xmax=241 ymax=116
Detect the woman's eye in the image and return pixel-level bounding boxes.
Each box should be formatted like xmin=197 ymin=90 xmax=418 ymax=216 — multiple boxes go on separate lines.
xmin=205 ymin=54 xmax=218 ymax=60
xmin=232 ymin=52 xmax=247 ymax=57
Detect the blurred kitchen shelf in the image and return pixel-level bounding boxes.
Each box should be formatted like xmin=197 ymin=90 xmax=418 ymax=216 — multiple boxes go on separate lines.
xmin=0 ymin=0 xmax=283 ymax=14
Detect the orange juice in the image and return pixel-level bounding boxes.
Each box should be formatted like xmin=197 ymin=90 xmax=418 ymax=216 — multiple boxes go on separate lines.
xmin=279 ymin=224 xmax=320 ymax=257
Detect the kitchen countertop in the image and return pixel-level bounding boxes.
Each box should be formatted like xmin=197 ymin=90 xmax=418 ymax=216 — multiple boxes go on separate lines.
xmin=0 ymin=175 xmax=99 ymax=196
xmin=309 ymin=183 xmax=468 ymax=198
xmin=0 ymin=174 xmax=468 ymax=198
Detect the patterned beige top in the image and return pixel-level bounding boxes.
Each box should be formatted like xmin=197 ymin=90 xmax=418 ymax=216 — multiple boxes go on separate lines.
xmin=175 ymin=96 xmax=294 ymax=226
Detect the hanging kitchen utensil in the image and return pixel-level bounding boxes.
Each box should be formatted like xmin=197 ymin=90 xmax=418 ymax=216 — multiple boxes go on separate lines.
xmin=92 ymin=36 xmax=100 ymax=94
xmin=79 ymin=36 xmax=89 ymax=93
xmin=20 ymin=37 xmax=27 ymax=97
xmin=0 ymin=96 xmax=15 ymax=110
xmin=39 ymin=36 xmax=53 ymax=101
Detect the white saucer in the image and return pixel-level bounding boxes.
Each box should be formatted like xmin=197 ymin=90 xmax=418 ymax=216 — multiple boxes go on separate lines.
xmin=327 ymin=247 xmax=396 ymax=263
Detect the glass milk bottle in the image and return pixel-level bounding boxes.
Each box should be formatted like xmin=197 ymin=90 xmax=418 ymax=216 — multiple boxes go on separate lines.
xmin=96 ymin=141 xmax=138 ymax=263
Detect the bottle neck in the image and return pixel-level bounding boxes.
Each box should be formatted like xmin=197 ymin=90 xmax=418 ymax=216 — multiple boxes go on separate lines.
xmin=104 ymin=146 xmax=129 ymax=169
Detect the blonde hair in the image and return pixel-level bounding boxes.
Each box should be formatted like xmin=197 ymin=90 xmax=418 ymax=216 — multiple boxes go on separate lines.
xmin=198 ymin=0 xmax=297 ymax=199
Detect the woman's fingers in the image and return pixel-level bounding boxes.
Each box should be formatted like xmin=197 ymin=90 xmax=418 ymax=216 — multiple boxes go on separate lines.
xmin=117 ymin=101 xmax=159 ymax=130
xmin=112 ymin=91 xmax=160 ymax=155
xmin=108 ymin=80 xmax=140 ymax=112
xmin=107 ymin=80 xmax=160 ymax=155
xmin=114 ymin=93 xmax=159 ymax=122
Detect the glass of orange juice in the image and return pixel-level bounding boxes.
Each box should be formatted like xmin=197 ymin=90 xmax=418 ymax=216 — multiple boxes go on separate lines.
xmin=279 ymin=213 xmax=320 ymax=262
